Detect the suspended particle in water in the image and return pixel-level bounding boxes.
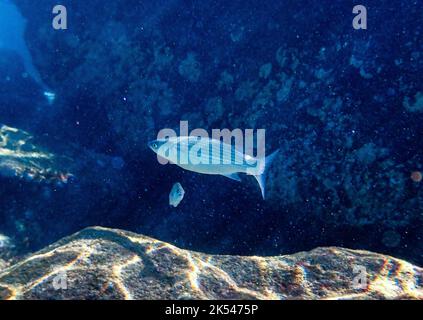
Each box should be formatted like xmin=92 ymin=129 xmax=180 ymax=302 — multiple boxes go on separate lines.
xmin=410 ymin=171 xmax=422 ymax=183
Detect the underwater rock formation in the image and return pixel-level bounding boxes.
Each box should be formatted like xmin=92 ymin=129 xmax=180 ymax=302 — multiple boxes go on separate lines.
xmin=0 ymin=235 xmax=13 ymax=270
xmin=0 ymin=124 xmax=133 ymax=255
xmin=0 ymin=259 xmax=6 ymax=272
xmin=11 ymin=1 xmax=423 ymax=266
xmin=0 ymin=124 xmax=71 ymax=183
xmin=0 ymin=227 xmax=421 ymax=300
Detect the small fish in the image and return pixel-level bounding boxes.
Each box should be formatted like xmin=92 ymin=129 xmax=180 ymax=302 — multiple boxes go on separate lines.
xmin=149 ymin=136 xmax=279 ymax=199
xmin=169 ymin=182 xmax=185 ymax=207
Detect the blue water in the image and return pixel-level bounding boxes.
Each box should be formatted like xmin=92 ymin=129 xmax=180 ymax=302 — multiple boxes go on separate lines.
xmin=0 ymin=0 xmax=422 ymax=266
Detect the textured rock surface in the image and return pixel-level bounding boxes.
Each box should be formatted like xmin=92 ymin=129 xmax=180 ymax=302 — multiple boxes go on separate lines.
xmin=0 ymin=259 xmax=7 ymax=272
xmin=0 ymin=124 xmax=133 ymax=255
xmin=0 ymin=227 xmax=421 ymax=300
xmin=0 ymin=124 xmax=71 ymax=183
xmin=9 ymin=0 xmax=423 ymax=266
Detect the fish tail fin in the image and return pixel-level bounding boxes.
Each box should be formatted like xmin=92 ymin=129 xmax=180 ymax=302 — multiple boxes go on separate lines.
xmin=253 ymin=149 xmax=279 ymax=200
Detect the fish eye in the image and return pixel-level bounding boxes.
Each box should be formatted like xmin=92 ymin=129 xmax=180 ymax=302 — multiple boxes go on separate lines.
xmin=152 ymin=143 xmax=158 ymax=149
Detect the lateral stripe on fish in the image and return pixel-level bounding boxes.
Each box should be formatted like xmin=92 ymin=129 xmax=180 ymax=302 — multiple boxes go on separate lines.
xmin=149 ymin=136 xmax=279 ymax=199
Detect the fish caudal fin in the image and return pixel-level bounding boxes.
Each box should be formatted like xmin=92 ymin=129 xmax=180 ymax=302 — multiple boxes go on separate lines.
xmin=253 ymin=149 xmax=279 ymax=200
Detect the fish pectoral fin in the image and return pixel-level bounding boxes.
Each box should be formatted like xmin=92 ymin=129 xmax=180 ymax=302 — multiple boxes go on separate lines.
xmin=222 ymin=173 xmax=242 ymax=182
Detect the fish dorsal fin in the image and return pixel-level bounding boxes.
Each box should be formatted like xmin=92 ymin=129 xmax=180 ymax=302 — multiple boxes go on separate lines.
xmin=222 ymin=173 xmax=242 ymax=182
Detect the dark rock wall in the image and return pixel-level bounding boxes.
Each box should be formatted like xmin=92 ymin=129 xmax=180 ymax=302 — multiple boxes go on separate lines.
xmin=1 ymin=0 xmax=421 ymax=264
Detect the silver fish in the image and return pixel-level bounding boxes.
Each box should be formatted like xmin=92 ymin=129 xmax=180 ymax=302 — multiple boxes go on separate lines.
xmin=149 ymin=136 xmax=279 ymax=199
xmin=169 ymin=182 xmax=185 ymax=207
